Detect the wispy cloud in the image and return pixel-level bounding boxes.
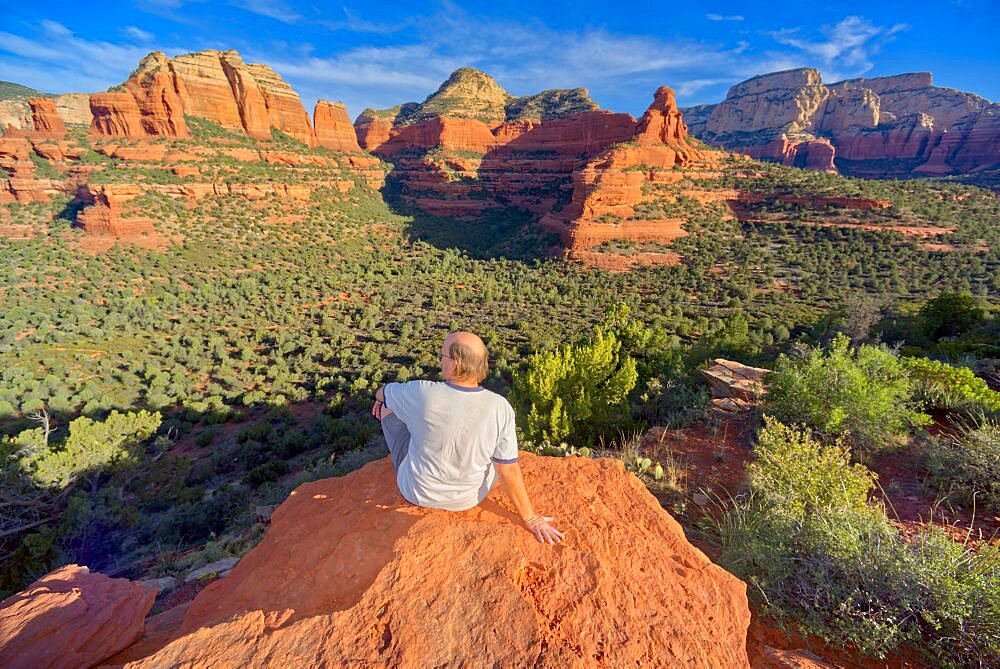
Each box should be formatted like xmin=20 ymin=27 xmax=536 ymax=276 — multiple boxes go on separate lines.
xmin=255 ymin=44 xmax=461 ymax=112
xmin=136 ymin=0 xmax=302 ymax=24
xmin=316 ymin=8 xmax=408 ymax=34
xmin=124 ymin=26 xmax=155 ymax=42
xmin=231 ymin=0 xmax=300 ymax=24
xmin=0 ymin=20 xmax=180 ymax=93
xmin=250 ymin=11 xmax=741 ymax=115
xmin=676 ymin=78 xmax=732 ymax=96
xmin=0 ymin=9 xmax=919 ymax=117
xmin=769 ymin=16 xmax=908 ymax=80
xmin=707 ymin=14 xmax=745 ymax=22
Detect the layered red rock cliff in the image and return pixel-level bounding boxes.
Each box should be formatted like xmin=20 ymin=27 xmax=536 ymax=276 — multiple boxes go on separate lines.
xmin=314 ymin=100 xmax=361 ymax=151
xmin=84 ymin=50 xmax=359 ymax=150
xmin=354 ymin=69 xmax=646 ymax=220
xmin=75 ymin=183 xmax=157 ymax=237
xmin=27 ymin=98 xmax=66 ymax=136
xmin=0 ymin=136 xmax=70 ymax=204
xmin=541 ymin=86 xmax=728 ymax=269
xmin=683 ymin=68 xmax=999 ymax=177
xmin=1 ymin=93 xmax=92 ymax=133
xmin=359 ymin=73 xmax=726 ymax=268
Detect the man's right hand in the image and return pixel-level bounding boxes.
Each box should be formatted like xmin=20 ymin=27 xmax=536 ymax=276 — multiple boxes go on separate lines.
xmin=526 ymin=515 xmax=564 ymax=544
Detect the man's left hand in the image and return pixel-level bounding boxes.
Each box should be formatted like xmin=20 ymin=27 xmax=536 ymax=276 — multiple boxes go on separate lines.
xmin=526 ymin=515 xmax=564 ymax=544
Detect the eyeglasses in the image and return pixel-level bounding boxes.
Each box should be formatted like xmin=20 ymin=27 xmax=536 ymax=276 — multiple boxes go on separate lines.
xmin=440 ymin=353 xmax=454 ymax=360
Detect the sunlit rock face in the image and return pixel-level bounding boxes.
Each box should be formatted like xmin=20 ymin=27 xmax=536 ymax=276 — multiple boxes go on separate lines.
xmin=683 ymin=68 xmax=1000 ymax=177
xmin=115 ymin=454 xmax=752 ymax=667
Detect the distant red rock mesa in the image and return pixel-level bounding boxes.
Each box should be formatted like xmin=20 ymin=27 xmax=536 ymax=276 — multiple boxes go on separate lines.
xmin=683 ymin=68 xmax=1000 ymax=177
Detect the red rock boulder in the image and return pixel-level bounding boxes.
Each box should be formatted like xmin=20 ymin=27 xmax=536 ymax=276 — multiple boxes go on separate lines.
xmin=0 ymin=564 xmax=155 ymax=669
xmin=122 ymin=454 xmax=751 ymax=667
xmin=701 ymin=359 xmax=770 ymax=402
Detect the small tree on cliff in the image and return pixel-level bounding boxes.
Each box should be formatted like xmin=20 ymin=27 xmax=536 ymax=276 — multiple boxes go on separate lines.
xmin=16 ymin=410 xmax=162 ymax=491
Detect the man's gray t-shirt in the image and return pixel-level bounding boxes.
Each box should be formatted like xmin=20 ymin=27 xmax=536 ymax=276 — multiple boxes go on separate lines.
xmin=383 ymin=380 xmax=519 ymax=511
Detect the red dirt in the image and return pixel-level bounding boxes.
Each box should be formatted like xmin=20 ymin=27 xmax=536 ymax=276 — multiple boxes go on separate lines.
xmin=867 ymin=443 xmax=1000 ymax=544
xmin=743 ymin=218 xmax=954 ymax=238
xmin=919 ymin=241 xmax=990 ymax=253
xmin=747 ymin=614 xmax=927 ymax=669
xmin=641 ymin=415 xmax=754 ymax=497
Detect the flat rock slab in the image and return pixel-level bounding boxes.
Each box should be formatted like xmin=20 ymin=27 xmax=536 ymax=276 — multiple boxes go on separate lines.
xmin=702 ymin=358 xmax=770 ymax=402
xmin=0 ymin=564 xmax=155 ymax=669
xmin=139 ymin=577 xmax=179 ymax=595
xmin=184 ymin=558 xmax=240 ymax=584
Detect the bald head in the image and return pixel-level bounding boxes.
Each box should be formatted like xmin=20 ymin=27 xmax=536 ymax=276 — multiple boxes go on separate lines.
xmin=441 ymin=331 xmax=489 ymax=384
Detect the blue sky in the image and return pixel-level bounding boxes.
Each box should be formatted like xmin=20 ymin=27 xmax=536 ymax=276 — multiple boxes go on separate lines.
xmin=0 ymin=0 xmax=997 ymax=120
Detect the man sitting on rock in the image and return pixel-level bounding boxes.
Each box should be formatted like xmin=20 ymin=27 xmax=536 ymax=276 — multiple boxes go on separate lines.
xmin=372 ymin=331 xmax=564 ymax=544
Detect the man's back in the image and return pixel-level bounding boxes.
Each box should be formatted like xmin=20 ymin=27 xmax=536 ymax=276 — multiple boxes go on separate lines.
xmin=383 ymin=380 xmax=518 ymax=511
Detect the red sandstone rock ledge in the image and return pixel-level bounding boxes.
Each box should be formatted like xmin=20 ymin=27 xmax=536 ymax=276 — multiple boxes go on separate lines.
xmin=0 ymin=565 xmax=155 ymax=669
xmin=109 ymin=454 xmax=751 ymax=667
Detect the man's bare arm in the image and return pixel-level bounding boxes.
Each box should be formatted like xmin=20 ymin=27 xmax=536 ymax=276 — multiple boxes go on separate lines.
xmin=371 ymin=384 xmax=394 ymax=420
xmin=494 ymin=461 xmax=564 ymax=544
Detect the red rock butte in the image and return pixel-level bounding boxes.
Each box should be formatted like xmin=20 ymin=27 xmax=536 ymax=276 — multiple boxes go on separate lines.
xmin=104 ymin=454 xmax=751 ymax=667
xmin=85 ymin=50 xmax=359 ymax=150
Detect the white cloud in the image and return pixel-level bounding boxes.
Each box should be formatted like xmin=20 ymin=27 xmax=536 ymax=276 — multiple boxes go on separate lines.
xmin=249 ymin=12 xmax=740 ymax=117
xmin=769 ymin=16 xmax=908 ymax=80
xmin=0 ymin=22 xmax=183 ymax=94
xmin=231 ymin=0 xmax=300 ymax=24
xmin=707 ymin=14 xmax=745 ymax=22
xmin=124 ymin=26 xmax=155 ymax=42
xmin=676 ymin=78 xmax=732 ymax=96
xmin=316 ymin=8 xmax=408 ymax=34
xmin=0 ymin=10 xmax=918 ymax=117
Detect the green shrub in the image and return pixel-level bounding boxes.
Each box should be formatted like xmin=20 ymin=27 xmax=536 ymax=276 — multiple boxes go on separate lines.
xmin=747 ymin=417 xmax=876 ymax=516
xmin=153 ymin=484 xmax=250 ymax=544
xmin=906 ymin=530 xmax=1000 ymax=666
xmin=716 ymin=417 xmax=1000 ymax=664
xmin=766 ymin=333 xmax=929 ymax=450
xmin=28 ymin=151 xmax=61 ymax=180
xmin=236 ymin=421 xmax=272 ymax=444
xmin=918 ymin=292 xmax=987 ymax=342
xmin=511 ymin=320 xmax=638 ymax=445
xmin=16 ymin=410 xmax=162 ymax=489
xmin=926 ymin=417 xmax=1000 ymax=513
xmin=903 ymin=357 xmax=1000 ymax=417
xmin=243 ymin=460 xmax=289 ymax=488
